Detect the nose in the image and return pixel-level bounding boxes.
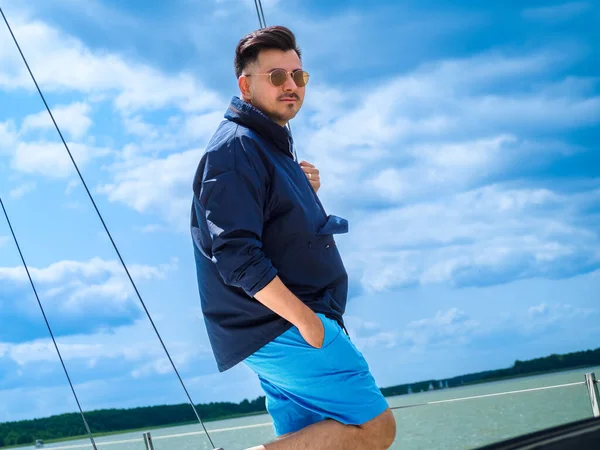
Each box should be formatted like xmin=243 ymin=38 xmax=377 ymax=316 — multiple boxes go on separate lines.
xmin=281 ymin=73 xmax=297 ymax=92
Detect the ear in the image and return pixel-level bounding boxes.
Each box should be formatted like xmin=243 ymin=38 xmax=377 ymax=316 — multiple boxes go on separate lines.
xmin=238 ymin=75 xmax=252 ymax=102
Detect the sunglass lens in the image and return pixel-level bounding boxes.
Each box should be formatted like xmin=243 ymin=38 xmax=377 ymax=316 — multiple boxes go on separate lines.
xmin=270 ymin=69 xmax=287 ymax=87
xmin=294 ymin=71 xmax=309 ymax=87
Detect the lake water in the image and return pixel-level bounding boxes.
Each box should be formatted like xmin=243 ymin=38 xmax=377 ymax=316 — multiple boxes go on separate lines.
xmin=26 ymin=365 xmax=599 ymax=450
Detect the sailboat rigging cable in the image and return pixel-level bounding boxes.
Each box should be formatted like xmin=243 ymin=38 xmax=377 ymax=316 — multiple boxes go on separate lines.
xmin=254 ymin=0 xmax=267 ymax=28
xmin=252 ymin=0 xmax=298 ymax=161
xmin=0 ymin=6 xmax=218 ymax=448
xmin=0 ymin=198 xmax=100 ymax=450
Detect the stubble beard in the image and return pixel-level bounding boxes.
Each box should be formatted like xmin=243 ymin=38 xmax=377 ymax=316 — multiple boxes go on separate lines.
xmin=270 ymin=101 xmax=300 ymax=126
xmin=251 ymin=96 xmax=301 ymax=126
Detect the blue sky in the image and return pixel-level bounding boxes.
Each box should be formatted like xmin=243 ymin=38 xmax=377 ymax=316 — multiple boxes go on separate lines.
xmin=0 ymin=0 xmax=599 ymax=423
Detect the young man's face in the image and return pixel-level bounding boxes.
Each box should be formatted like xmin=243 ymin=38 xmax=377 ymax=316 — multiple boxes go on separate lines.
xmin=240 ymin=49 xmax=306 ymax=127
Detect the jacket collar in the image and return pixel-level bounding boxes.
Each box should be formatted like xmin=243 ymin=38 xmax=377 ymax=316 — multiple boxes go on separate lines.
xmin=224 ymin=96 xmax=294 ymax=158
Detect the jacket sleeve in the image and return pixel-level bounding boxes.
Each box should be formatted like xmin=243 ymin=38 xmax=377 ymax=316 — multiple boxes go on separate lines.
xmin=198 ymin=139 xmax=277 ymax=297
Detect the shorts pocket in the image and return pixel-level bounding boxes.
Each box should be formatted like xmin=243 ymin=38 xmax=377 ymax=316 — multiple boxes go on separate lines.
xmin=287 ymin=314 xmax=342 ymax=350
xmin=316 ymin=314 xmax=342 ymax=349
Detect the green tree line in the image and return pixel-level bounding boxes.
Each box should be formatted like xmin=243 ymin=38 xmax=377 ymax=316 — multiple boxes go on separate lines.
xmin=2 ymin=347 xmax=599 ymax=447
xmin=380 ymin=347 xmax=600 ymax=396
xmin=0 ymin=397 xmax=266 ymax=447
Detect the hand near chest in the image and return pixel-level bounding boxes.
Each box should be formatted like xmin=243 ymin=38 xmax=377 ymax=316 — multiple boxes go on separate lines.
xmin=299 ymin=161 xmax=321 ymax=193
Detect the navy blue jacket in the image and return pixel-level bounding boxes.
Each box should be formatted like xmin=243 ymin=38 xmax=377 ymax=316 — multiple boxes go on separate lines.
xmin=190 ymin=96 xmax=349 ymax=372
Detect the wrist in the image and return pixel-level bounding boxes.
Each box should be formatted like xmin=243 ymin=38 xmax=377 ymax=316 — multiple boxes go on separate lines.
xmin=294 ymin=304 xmax=317 ymax=330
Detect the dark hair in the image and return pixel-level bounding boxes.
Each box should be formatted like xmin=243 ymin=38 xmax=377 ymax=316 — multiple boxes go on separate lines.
xmin=234 ymin=26 xmax=301 ymax=78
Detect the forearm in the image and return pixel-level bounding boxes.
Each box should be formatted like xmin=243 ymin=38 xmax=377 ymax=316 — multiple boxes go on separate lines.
xmin=254 ymin=275 xmax=314 ymax=328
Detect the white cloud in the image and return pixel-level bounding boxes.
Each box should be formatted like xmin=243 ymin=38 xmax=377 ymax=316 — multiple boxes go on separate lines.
xmin=0 ymin=257 xmax=173 ymax=284
xmin=0 ymin=18 xmax=223 ymax=115
xmin=121 ymin=109 xmax=225 ymax=153
xmin=347 ymin=184 xmax=600 ymax=292
xmin=11 ymin=141 xmax=112 ymax=178
xmin=5 ymin=341 xmax=105 ymax=366
xmin=9 ymin=181 xmax=36 ymax=199
xmin=465 ymin=91 xmax=600 ymax=130
xmin=98 ymin=148 xmax=204 ymax=230
xmin=0 ymin=322 xmax=209 ymax=387
xmin=136 ymin=224 xmax=166 ymax=234
xmin=5 ymin=0 xmax=140 ymax=32
xmin=130 ymin=342 xmax=206 ymax=379
xmin=64 ymin=179 xmax=79 ymax=195
xmin=0 ymin=317 xmax=211 ymax=406
xmin=0 ymin=120 xmax=18 ymax=154
xmin=413 ymin=135 xmax=513 ymax=170
xmin=122 ymin=115 xmax=159 ymax=139
xmin=296 ymin=51 xmax=599 ymax=212
xmin=403 ymin=308 xmax=480 ymax=350
xmin=525 ymin=302 xmax=596 ymax=330
xmin=0 ymin=257 xmax=178 ymax=315
xmin=295 ymin=52 xmax=600 ymax=296
xmin=310 ymin=50 xmax=590 ymax=140
xmin=182 ymin=111 xmax=226 ymax=142
xmin=90 ymin=47 xmax=600 ymax=289
xmin=21 ymin=102 xmax=93 ymax=139
xmin=6 ymin=337 xmax=135 ymax=366
xmin=0 ymin=11 xmax=228 ymax=224
xmin=362 ymin=134 xmax=519 ymax=204
xmin=344 ymin=316 xmax=398 ymax=351
xmin=522 ymin=2 xmax=590 ymax=23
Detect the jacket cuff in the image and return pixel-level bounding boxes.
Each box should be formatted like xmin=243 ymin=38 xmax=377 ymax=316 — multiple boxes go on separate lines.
xmin=246 ymin=265 xmax=278 ymax=297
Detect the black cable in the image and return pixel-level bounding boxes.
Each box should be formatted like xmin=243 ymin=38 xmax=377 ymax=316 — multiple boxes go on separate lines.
xmin=0 ymin=6 xmax=217 ymax=449
xmin=253 ymin=0 xmax=266 ymax=28
xmin=258 ymin=0 xmax=267 ymax=27
xmin=0 ymin=197 xmax=99 ymax=450
xmin=251 ymin=0 xmax=297 ymax=160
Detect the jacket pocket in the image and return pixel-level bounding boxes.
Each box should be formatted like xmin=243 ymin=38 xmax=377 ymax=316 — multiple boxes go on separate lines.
xmin=272 ymin=215 xmax=348 ymax=292
xmin=312 ymin=214 xmax=348 ymax=260
xmin=316 ymin=214 xmax=348 ymax=236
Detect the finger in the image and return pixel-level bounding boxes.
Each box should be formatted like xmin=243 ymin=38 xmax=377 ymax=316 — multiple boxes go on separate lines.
xmin=299 ymin=161 xmax=315 ymax=168
xmin=301 ymin=167 xmax=319 ymax=175
xmin=306 ymin=173 xmax=320 ymax=183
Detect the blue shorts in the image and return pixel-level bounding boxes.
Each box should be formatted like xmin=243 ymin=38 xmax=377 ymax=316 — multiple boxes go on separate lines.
xmin=244 ymin=313 xmax=389 ymax=436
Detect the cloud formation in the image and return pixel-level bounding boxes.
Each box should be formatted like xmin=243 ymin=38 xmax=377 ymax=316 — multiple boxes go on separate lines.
xmin=522 ymin=2 xmax=591 ymax=23
xmin=0 ymin=257 xmax=177 ymax=342
xmin=0 ymin=18 xmax=223 ymax=115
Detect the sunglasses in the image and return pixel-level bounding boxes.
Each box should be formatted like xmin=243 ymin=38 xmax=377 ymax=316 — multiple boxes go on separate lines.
xmin=246 ymin=69 xmax=310 ymax=87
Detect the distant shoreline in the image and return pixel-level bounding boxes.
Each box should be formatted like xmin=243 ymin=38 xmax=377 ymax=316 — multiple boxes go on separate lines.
xmin=399 ymin=363 xmax=600 ymax=392
xmin=2 ymin=347 xmax=599 ymax=448
xmin=1 ymin=411 xmax=270 ymax=449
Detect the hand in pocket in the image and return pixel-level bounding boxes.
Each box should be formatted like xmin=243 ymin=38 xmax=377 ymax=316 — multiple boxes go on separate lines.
xmin=298 ymin=312 xmax=325 ymax=348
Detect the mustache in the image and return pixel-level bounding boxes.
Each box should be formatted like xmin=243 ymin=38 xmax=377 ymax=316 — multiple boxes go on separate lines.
xmin=279 ymin=94 xmax=299 ymax=100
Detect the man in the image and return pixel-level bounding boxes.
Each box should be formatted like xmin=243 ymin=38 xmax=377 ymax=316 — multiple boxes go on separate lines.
xmin=190 ymin=26 xmax=396 ymax=450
